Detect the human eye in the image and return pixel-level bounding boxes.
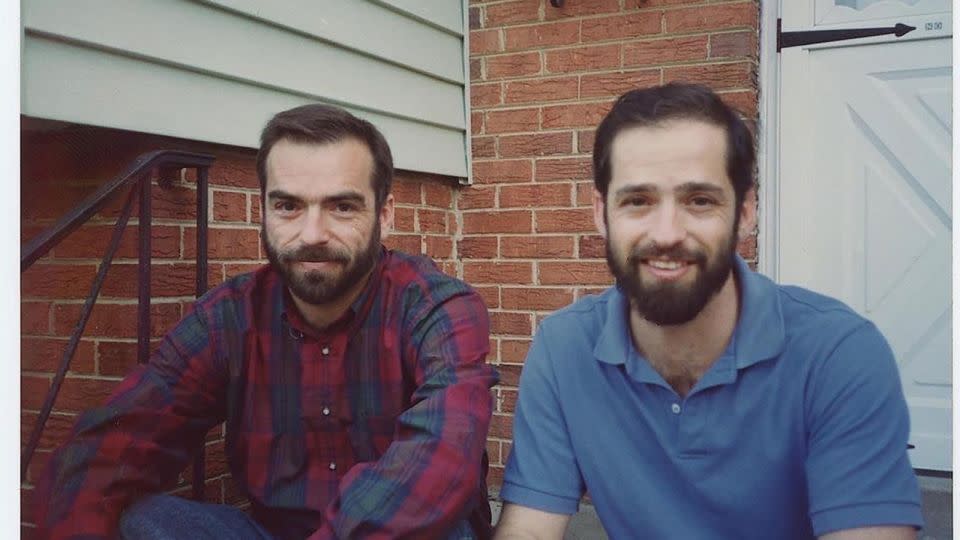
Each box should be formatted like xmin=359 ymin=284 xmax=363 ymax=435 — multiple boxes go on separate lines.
xmin=274 ymin=199 xmax=299 ymax=213
xmin=333 ymin=201 xmax=360 ymax=214
xmin=688 ymin=195 xmax=718 ymax=207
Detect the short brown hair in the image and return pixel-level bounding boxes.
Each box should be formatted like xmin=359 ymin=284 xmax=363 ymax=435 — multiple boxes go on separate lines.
xmin=256 ymin=104 xmax=394 ymax=209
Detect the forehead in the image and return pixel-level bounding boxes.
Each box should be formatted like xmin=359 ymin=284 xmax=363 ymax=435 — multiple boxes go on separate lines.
xmin=608 ymin=119 xmax=730 ymax=191
xmin=265 ymin=137 xmax=375 ymax=198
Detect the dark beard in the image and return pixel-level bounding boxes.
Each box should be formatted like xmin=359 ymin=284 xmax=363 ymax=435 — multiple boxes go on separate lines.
xmin=606 ymin=229 xmax=737 ymax=327
xmin=262 ymin=222 xmax=380 ymax=305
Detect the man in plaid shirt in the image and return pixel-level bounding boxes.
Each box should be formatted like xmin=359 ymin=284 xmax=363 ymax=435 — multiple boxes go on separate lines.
xmin=36 ymin=104 xmax=499 ymax=539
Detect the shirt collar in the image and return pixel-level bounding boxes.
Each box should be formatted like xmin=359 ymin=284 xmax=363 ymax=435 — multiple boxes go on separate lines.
xmin=593 ymin=255 xmax=785 ymax=375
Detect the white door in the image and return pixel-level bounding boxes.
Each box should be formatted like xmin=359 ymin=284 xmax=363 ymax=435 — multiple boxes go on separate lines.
xmin=777 ymin=0 xmax=952 ymax=471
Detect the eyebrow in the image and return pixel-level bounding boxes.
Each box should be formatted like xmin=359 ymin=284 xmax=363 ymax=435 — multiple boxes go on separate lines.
xmin=613 ymin=181 xmax=726 ymax=198
xmin=266 ymin=189 xmax=367 ymax=206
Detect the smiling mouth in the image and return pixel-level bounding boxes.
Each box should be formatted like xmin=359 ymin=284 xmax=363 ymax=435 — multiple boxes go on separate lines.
xmin=640 ymin=258 xmax=694 ymax=279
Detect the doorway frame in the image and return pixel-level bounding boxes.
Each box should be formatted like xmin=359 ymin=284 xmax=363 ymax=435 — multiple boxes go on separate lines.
xmin=757 ymin=0 xmax=781 ymax=280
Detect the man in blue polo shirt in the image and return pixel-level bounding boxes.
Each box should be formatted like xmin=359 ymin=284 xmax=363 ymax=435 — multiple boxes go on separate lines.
xmin=494 ymin=83 xmax=923 ymax=540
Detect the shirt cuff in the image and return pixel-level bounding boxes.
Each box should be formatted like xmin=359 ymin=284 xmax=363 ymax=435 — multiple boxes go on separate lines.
xmin=499 ymin=481 xmax=580 ymax=515
xmin=811 ymin=502 xmax=924 ymax=536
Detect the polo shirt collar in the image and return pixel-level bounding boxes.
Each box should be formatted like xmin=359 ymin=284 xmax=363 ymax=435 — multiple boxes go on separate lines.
xmin=592 ymin=255 xmax=785 ymax=380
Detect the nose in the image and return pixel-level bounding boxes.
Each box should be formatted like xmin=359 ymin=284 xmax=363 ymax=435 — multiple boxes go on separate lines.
xmin=298 ymin=206 xmax=333 ymax=246
xmin=647 ymin=201 xmax=686 ymax=248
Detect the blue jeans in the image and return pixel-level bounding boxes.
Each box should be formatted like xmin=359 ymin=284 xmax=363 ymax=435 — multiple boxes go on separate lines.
xmin=119 ymin=494 xmax=274 ymax=540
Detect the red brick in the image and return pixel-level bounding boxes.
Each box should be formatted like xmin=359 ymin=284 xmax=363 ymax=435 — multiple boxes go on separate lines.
xmin=664 ymin=3 xmax=757 ymax=33
xmin=539 ymin=261 xmax=612 ymax=285
xmin=22 ymin=302 xmax=52 ymax=335
xmin=459 ymin=186 xmax=498 ymax=209
xmin=579 ymin=235 xmax=607 ymax=258
xmin=720 ymin=89 xmax=759 ymax=118
xmin=499 ymin=132 xmax=573 ymax=158
xmin=545 ymin=0 xmax=620 ymax=19
xmin=536 ymin=157 xmax=593 ymax=181
xmin=423 ymin=182 xmax=454 ymax=208
xmin=501 ymin=340 xmax=531 ymax=363
xmin=101 ymin=263 xmax=198 ymax=298
xmin=502 ymin=287 xmax=574 ymax=310
xmin=205 ymin=440 xmax=229 ymax=478
xmin=472 ymin=136 xmax=497 ymax=159
xmin=505 ymin=77 xmax=579 ymax=104
xmin=212 ymin=191 xmax=248 ymax=223
xmin=578 ymin=129 xmax=597 ymax=153
xmin=394 ymin=207 xmax=415 ymax=232
xmin=545 ymin=44 xmax=621 ymax=74
xmin=53 ymin=224 xmax=180 ymax=260
xmin=490 ymin=312 xmax=533 ymax=336
xmin=486 ymin=52 xmax=542 ymax=79
xmin=581 ymin=69 xmax=662 ymax=98
xmin=485 ymin=1 xmax=541 ymax=26
xmin=470 ymin=29 xmax=502 ymax=55
xmin=462 ymin=211 xmax=532 ymax=234
xmin=21 ymin=375 xmax=50 ymax=410
xmin=624 ymin=36 xmax=708 ymax=67
xmin=501 ymin=236 xmax=575 ymax=258
xmin=55 ymin=377 xmax=119 ymax=413
xmin=542 ymin=102 xmax=612 ymax=129
xmin=21 ymin=264 xmax=98 ymax=299
xmin=474 ymin=286 xmax=501 ymax=309
xmin=500 ymin=183 xmax=572 ymax=208
xmin=53 ymin=302 xmax=182 ymax=339
xmin=499 ymin=388 xmax=518 ymax=413
xmin=504 ymin=21 xmax=579 ymax=51
xmin=391 ymin=177 xmax=422 ymax=205
xmin=663 ymin=62 xmax=755 ymax=91
xmin=489 ymin=413 xmax=514 ymax=438
xmin=424 ymin=236 xmax=453 ymax=259
xmin=463 ymin=262 xmax=533 ymax=284
xmin=459 ymin=236 xmax=499 ymax=259
xmin=471 ymin=83 xmax=503 ymax=108
xmin=470 ymin=6 xmax=482 ymax=30
xmin=576 ymin=181 xmax=596 ymax=205
xmin=487 ymin=465 xmax=505 ymax=488
xmin=183 ymin=228 xmax=261 ymax=260
xmin=417 ymin=209 xmax=448 ymax=234
xmin=487 ymin=439 xmax=502 ymax=465
xmin=471 ymin=110 xmax=484 ymax=134
xmin=485 ymin=108 xmax=540 ymax=134
xmin=498 ymin=363 xmax=523 ymax=386
xmin=98 ymin=340 xmax=139 ymax=377
xmin=536 ymin=208 xmax=595 ymax=233
xmin=208 ymin=156 xmax=259 ymax=190
xmin=472 ymin=160 xmax=533 ymax=184
xmin=21 ymin=412 xmax=76 ymax=450
xmin=251 ymin=196 xmax=262 ymax=224
xmin=581 ymin=12 xmax=663 ymax=42
xmin=21 ymin=337 xmax=95 ymax=374
xmin=147 ymin=184 xmax=198 ymax=221
xmin=385 ymin=235 xmax=422 ymax=255
xmin=710 ymin=31 xmax=757 ymax=59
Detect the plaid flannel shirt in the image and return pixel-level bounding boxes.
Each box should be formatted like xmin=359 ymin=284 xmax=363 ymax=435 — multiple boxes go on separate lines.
xmin=36 ymin=248 xmax=498 ymax=539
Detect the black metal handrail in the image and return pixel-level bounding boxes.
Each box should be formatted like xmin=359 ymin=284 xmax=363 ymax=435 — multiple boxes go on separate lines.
xmin=21 ymin=150 xmax=215 ymax=502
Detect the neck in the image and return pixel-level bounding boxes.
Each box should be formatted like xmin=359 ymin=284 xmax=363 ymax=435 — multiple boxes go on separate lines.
xmin=290 ymin=268 xmax=374 ymax=330
xmin=629 ymin=273 xmax=740 ymax=396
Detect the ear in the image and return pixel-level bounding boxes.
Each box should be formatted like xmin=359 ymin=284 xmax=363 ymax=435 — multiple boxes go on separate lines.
xmin=593 ymin=189 xmax=608 ymax=239
xmin=378 ymin=193 xmax=395 ymax=241
xmin=737 ymin=186 xmax=757 ymax=242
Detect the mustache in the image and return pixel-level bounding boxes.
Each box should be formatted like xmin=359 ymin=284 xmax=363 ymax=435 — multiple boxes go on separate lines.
xmin=627 ymin=244 xmax=706 ymax=265
xmin=278 ymin=245 xmax=350 ymax=264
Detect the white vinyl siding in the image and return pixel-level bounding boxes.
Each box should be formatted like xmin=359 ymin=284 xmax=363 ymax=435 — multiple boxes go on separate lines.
xmin=22 ymin=0 xmax=471 ymax=179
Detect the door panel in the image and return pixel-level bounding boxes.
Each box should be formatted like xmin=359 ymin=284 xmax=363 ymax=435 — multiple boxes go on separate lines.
xmin=777 ymin=11 xmax=952 ymax=470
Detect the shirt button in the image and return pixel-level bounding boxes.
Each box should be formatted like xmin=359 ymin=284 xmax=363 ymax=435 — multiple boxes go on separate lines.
xmin=329 ymin=462 xmax=337 ymax=471
xmin=321 ymin=345 xmax=330 ymax=356
xmin=322 ymin=406 xmax=330 ymax=416
xmin=671 ymin=403 xmax=681 ymax=414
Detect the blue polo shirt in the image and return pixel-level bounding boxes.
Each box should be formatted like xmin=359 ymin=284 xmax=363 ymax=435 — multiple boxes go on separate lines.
xmin=501 ymin=257 xmax=923 ymax=539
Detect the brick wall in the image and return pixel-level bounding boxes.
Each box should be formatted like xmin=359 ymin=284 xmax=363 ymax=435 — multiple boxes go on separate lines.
xmin=465 ymin=0 xmax=760 ymax=488
xmin=19 ymin=124 xmax=460 ymax=534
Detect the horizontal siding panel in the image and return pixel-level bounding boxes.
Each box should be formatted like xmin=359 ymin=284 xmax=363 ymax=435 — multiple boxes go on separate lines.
xmin=201 ymin=0 xmax=464 ymax=82
xmin=370 ymin=0 xmax=463 ymax=36
xmin=23 ymin=0 xmax=465 ymax=130
xmin=22 ymin=36 xmax=469 ymax=178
